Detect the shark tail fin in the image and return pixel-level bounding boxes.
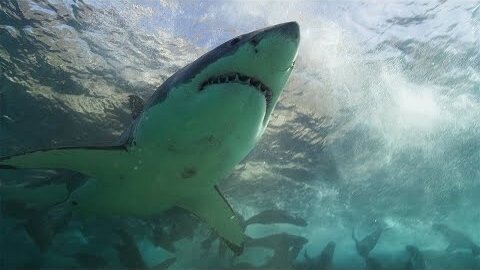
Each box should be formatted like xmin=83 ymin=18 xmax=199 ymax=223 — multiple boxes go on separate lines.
xmin=0 ymin=146 xmax=127 ymax=178
xmin=177 ymin=185 xmax=245 ymax=255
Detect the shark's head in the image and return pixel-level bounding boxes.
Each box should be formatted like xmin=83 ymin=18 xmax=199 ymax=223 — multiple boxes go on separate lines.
xmin=143 ymin=22 xmax=299 ymax=133
xmin=0 ymin=23 xmax=299 ymax=246
xmin=132 ymin=22 xmax=299 ymax=185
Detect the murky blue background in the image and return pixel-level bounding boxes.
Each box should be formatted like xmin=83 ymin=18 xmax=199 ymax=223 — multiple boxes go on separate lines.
xmin=1 ymin=0 xmax=480 ymax=269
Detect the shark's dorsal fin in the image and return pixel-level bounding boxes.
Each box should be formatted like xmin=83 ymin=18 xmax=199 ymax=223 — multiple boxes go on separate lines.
xmin=176 ymin=185 xmax=245 ymax=254
xmin=0 ymin=93 xmax=147 ymax=168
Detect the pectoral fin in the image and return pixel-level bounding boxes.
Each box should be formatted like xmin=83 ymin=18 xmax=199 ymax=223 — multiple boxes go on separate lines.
xmin=0 ymin=146 xmax=128 ymax=182
xmin=176 ymin=185 xmax=245 ymax=254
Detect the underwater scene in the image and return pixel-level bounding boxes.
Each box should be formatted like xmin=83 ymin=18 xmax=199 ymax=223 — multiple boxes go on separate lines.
xmin=1 ymin=0 xmax=480 ymax=269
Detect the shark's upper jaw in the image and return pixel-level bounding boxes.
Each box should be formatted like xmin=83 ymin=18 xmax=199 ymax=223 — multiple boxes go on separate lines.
xmin=191 ymin=22 xmax=299 ymax=126
xmin=199 ymin=72 xmax=273 ymax=111
xmin=144 ymin=22 xmax=299 ymax=116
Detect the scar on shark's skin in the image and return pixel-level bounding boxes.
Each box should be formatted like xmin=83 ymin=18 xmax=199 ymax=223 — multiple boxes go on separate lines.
xmin=181 ymin=167 xmax=197 ymax=179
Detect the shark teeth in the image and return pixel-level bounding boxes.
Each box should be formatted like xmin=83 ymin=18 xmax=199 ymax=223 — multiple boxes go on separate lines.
xmin=199 ymin=72 xmax=273 ymax=104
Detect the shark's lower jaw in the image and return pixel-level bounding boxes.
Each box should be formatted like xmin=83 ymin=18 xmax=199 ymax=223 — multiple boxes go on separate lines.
xmin=199 ymin=72 xmax=273 ymax=109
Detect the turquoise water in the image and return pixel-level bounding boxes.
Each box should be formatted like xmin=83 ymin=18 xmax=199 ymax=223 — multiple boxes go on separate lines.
xmin=1 ymin=0 xmax=480 ymax=269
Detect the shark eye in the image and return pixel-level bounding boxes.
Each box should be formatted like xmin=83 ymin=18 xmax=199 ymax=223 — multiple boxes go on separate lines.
xmin=230 ymin=37 xmax=240 ymax=46
xmin=71 ymin=201 xmax=78 ymax=206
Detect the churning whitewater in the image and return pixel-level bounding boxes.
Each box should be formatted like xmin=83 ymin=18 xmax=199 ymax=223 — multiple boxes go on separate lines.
xmin=1 ymin=1 xmax=479 ymax=269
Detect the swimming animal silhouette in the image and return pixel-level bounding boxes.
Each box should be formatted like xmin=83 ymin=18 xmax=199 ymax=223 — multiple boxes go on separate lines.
xmin=0 ymin=22 xmax=300 ymax=252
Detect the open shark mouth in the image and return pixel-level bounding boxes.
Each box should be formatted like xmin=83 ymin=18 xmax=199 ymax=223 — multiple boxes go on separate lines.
xmin=199 ymin=72 xmax=273 ymax=107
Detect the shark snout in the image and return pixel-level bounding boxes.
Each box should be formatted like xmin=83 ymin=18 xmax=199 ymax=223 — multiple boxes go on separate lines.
xmin=274 ymin=21 xmax=300 ymax=41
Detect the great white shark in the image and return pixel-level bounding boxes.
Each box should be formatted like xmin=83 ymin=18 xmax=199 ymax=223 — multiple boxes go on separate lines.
xmin=0 ymin=22 xmax=300 ymax=251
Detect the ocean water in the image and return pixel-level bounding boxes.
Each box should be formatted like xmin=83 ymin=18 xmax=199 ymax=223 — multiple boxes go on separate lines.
xmin=1 ymin=0 xmax=480 ymax=269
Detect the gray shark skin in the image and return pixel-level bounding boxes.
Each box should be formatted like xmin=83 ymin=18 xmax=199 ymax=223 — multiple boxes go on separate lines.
xmin=432 ymin=223 xmax=480 ymax=256
xmin=352 ymin=227 xmax=385 ymax=258
xmin=0 ymin=22 xmax=300 ymax=252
